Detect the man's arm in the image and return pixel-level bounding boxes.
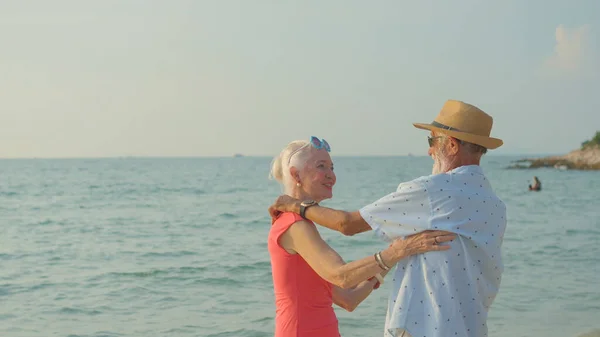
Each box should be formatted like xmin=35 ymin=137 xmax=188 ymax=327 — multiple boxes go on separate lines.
xmin=269 ymin=177 xmax=433 ymax=238
xmin=268 ymin=195 xmax=371 ymax=236
xmin=304 ymin=206 xmax=371 ymax=236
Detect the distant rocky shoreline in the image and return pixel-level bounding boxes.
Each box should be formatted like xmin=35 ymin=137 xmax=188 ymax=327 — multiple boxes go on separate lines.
xmin=508 ymin=145 xmax=600 ymax=171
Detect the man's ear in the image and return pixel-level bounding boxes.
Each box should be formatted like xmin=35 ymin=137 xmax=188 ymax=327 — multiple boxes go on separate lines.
xmin=447 ymin=137 xmax=461 ymax=156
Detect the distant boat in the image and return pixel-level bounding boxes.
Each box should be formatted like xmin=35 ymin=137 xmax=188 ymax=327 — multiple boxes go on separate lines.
xmin=233 ymin=153 xmax=244 ymax=158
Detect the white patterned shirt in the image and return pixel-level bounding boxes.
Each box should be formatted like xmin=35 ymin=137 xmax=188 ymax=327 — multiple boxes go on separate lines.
xmin=359 ymin=165 xmax=507 ymax=337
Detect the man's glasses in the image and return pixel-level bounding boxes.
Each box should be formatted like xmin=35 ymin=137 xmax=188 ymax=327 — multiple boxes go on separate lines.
xmin=427 ymin=136 xmax=444 ymax=147
xmin=428 ymin=135 xmax=463 ymax=147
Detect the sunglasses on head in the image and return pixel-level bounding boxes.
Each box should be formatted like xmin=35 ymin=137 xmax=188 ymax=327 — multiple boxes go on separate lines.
xmin=309 ymin=136 xmax=330 ymax=152
xmin=287 ymin=136 xmax=331 ymax=165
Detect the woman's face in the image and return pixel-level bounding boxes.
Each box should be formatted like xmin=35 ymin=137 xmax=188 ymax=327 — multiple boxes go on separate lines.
xmin=299 ymin=149 xmax=336 ymax=202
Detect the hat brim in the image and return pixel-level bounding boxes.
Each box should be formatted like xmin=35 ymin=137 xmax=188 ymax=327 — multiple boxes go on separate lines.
xmin=413 ymin=123 xmax=503 ymax=149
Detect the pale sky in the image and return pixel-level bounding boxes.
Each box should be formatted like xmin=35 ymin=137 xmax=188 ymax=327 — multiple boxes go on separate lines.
xmin=1 ymin=1 xmax=599 ymax=158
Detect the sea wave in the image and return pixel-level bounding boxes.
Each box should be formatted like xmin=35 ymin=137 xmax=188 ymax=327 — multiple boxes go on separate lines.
xmin=195 ymin=277 xmax=242 ymax=287
xmin=107 ymin=266 xmax=207 ymax=278
xmin=141 ymin=250 xmax=199 ymax=258
xmin=206 ymin=328 xmax=266 ymax=337
xmin=0 ymin=191 xmax=18 ymax=196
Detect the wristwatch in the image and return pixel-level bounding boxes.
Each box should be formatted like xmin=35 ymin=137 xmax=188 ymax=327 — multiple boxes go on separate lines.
xmin=300 ymin=200 xmax=318 ymax=219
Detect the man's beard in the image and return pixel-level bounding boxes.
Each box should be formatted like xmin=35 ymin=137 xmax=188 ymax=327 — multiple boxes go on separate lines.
xmin=431 ymin=148 xmax=448 ymax=175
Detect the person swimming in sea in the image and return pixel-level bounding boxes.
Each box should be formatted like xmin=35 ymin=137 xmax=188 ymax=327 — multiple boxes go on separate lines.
xmin=529 ymin=176 xmax=541 ymax=191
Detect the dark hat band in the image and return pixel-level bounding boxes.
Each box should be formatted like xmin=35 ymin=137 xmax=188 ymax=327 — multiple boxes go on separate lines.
xmin=431 ymin=121 xmax=461 ymax=132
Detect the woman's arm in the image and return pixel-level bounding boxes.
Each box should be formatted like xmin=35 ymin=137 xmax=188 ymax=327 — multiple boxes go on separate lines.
xmin=332 ymin=270 xmax=390 ymax=312
xmin=332 ymin=280 xmax=377 ymax=312
xmin=280 ymin=220 xmax=454 ymax=289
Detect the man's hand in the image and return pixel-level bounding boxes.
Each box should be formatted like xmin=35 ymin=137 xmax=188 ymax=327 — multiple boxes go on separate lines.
xmin=268 ymin=195 xmax=301 ymax=219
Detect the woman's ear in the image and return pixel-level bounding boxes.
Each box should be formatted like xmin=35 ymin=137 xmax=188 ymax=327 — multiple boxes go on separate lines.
xmin=289 ymin=166 xmax=301 ymax=185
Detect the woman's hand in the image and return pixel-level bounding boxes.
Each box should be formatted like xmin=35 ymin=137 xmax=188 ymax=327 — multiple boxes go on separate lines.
xmin=389 ymin=230 xmax=456 ymax=260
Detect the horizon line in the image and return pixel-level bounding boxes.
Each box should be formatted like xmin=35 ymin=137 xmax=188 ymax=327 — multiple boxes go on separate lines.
xmin=0 ymin=153 xmax=564 ymax=160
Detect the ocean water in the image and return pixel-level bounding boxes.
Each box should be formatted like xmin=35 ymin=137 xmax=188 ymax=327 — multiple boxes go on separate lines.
xmin=1 ymin=156 xmax=599 ymax=337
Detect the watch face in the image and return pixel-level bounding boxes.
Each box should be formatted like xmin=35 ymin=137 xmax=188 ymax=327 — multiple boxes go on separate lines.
xmin=301 ymin=200 xmax=316 ymax=206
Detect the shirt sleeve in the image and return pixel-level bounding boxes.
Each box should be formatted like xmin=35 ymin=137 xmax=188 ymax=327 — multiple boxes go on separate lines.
xmin=358 ymin=178 xmax=433 ymax=241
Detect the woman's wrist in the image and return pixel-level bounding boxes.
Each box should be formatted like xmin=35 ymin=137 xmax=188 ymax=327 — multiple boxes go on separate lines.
xmin=368 ymin=275 xmax=381 ymax=289
xmin=376 ymin=248 xmax=396 ymax=271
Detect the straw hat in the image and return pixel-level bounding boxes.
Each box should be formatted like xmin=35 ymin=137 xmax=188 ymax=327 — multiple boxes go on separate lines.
xmin=413 ymin=100 xmax=503 ymax=149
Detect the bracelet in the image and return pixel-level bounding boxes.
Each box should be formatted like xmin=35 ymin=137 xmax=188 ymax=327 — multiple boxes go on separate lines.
xmin=368 ymin=276 xmax=381 ymax=290
xmin=374 ymin=251 xmax=391 ymax=271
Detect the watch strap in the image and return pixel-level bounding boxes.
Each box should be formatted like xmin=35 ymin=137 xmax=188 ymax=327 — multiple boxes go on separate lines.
xmin=300 ymin=203 xmax=308 ymax=219
xmin=299 ymin=201 xmax=316 ymax=219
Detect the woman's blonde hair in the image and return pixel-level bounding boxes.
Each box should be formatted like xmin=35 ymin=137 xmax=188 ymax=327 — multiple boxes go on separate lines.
xmin=269 ymin=140 xmax=314 ymax=193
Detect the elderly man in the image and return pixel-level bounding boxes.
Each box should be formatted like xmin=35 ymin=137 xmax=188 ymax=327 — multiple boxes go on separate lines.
xmin=268 ymin=100 xmax=507 ymax=337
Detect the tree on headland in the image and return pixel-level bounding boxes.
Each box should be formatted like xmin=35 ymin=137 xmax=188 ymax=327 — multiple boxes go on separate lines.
xmin=581 ymin=131 xmax=600 ymax=149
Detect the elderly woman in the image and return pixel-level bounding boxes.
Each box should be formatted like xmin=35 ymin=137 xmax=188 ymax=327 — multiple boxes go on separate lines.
xmin=268 ymin=136 xmax=455 ymax=337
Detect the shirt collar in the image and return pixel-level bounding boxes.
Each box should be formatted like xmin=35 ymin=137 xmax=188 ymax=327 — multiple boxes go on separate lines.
xmin=448 ymin=165 xmax=483 ymax=175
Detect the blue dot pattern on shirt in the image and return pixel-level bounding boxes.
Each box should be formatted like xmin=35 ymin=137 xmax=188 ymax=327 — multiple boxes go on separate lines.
xmin=359 ymin=165 xmax=507 ymax=337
